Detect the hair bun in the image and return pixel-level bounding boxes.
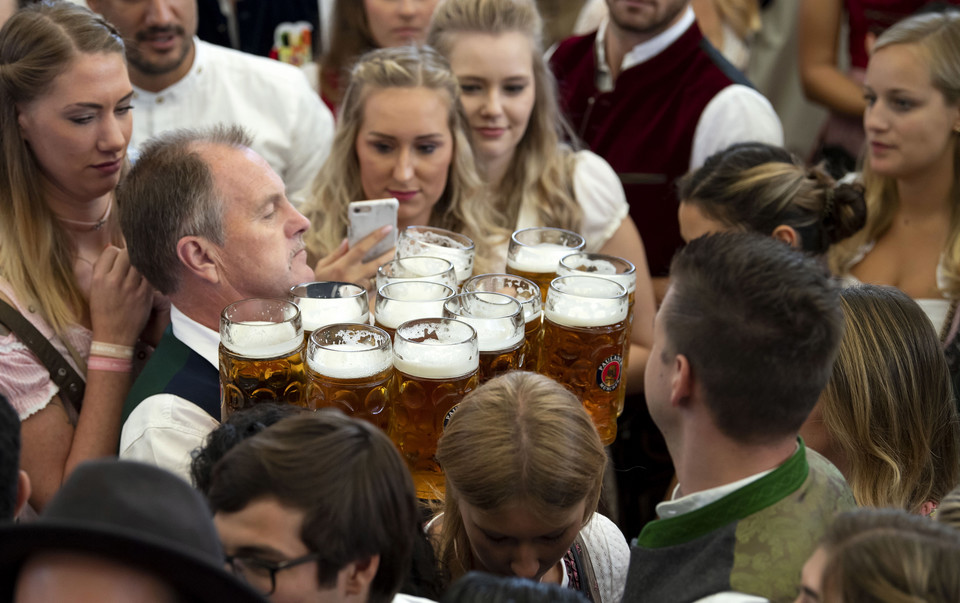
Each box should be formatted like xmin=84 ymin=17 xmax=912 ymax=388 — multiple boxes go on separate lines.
xmin=823 ymin=182 xmax=867 ymax=244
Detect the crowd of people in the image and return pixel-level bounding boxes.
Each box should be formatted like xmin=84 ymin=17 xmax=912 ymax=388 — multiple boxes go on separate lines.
xmin=2 ymin=0 xmax=960 ymax=601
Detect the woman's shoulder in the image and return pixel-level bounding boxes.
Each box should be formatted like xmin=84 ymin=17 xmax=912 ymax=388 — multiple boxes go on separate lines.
xmin=578 ymin=512 xmax=630 ymax=602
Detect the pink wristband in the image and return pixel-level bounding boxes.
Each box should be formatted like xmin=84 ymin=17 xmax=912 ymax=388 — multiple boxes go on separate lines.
xmin=88 ymin=355 xmax=133 ymax=373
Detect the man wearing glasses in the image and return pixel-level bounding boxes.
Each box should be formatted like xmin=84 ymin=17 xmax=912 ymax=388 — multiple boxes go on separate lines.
xmin=207 ymin=411 xmax=434 ymax=602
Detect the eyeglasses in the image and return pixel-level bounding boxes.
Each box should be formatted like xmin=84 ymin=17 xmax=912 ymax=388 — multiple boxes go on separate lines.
xmin=225 ymin=552 xmax=321 ymax=595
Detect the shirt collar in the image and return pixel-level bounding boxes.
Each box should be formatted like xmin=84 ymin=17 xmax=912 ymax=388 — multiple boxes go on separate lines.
xmin=595 ymin=6 xmax=696 ymax=89
xmin=656 ymin=441 xmax=801 ymax=519
xmin=170 ymin=304 xmax=219 ymax=368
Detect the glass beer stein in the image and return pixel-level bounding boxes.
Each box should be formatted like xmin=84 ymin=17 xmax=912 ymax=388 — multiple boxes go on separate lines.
xmin=219 ymin=298 xmax=308 ymax=420
xmin=396 ymin=225 xmax=475 ymax=285
xmin=290 ymin=281 xmax=369 ymax=342
xmin=443 ymin=292 xmax=524 ymax=383
xmin=306 ymin=323 xmax=395 ymax=431
xmin=389 ymin=318 xmax=479 ymax=499
xmin=540 ymin=276 xmax=628 ymax=445
xmin=505 ymin=227 xmax=585 ymax=304
xmin=462 ymin=273 xmax=543 ymax=372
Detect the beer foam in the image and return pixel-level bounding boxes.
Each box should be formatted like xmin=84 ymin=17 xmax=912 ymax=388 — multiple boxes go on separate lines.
xmin=393 ymin=322 xmax=479 ymax=378
xmin=544 ymin=280 xmax=628 ymax=328
xmin=507 ymin=243 xmax=574 ymax=273
xmin=561 ymin=258 xmax=637 ymax=293
xmin=376 ymin=299 xmax=447 ymax=329
xmin=398 ymin=232 xmax=474 ymax=282
xmin=450 ymin=318 xmax=524 ymax=352
xmin=221 ymin=320 xmax=302 ymax=358
xmin=299 ymin=297 xmax=369 ymax=331
xmin=308 ymin=343 xmax=392 ymax=379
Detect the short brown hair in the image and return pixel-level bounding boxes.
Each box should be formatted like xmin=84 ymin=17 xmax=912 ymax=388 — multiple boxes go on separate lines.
xmin=207 ymin=411 xmax=418 ymax=603
xmin=119 ymin=126 xmax=251 ymax=294
xmin=664 ymin=232 xmax=843 ymax=443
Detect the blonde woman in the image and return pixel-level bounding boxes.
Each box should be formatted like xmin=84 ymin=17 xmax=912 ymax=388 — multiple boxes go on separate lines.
xmin=303 ymin=45 xmax=503 ymax=286
xmin=832 ymin=13 xmax=960 ymax=337
xmin=796 ymin=509 xmax=960 ymax=603
xmin=427 ymin=0 xmax=656 ymax=383
xmin=677 ymin=142 xmax=867 ymax=253
xmin=0 ymin=3 xmax=159 ymax=510
xmin=431 ymin=371 xmax=628 ymax=602
xmin=800 ymin=285 xmax=960 ymax=515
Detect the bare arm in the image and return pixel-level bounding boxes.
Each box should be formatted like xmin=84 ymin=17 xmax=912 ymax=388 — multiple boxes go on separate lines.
xmin=18 ymin=247 xmax=152 ymax=510
xmin=798 ymin=0 xmax=866 ymax=117
xmin=598 ymin=217 xmax=656 ymax=394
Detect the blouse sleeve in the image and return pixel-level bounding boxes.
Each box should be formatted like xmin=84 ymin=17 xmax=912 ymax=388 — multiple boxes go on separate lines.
xmin=0 ymin=283 xmax=88 ymax=421
xmin=573 ymin=150 xmax=629 ymax=252
xmin=580 ymin=512 xmax=630 ymax=603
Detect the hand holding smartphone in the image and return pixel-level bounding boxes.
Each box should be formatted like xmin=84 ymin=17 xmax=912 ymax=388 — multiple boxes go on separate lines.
xmin=348 ymin=198 xmax=399 ymax=263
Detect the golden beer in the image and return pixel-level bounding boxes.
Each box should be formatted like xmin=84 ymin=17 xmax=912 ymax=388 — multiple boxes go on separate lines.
xmin=374 ymin=281 xmax=455 ymax=341
xmin=505 ymin=227 xmax=585 ymax=304
xmin=540 ymin=276 xmax=628 ymax=445
xmin=219 ymin=299 xmax=308 ymax=420
xmin=396 ymin=226 xmax=476 ymax=285
xmin=389 ymin=318 xmax=479 ymax=499
xmin=558 ymin=254 xmax=637 ymax=415
xmin=443 ymin=292 xmax=524 ymax=383
xmin=376 ymin=256 xmax=457 ymax=291
xmin=306 ymin=324 xmax=395 ymax=431
xmin=290 ymin=282 xmax=369 ymax=345
xmin=462 ymin=274 xmax=544 ymax=372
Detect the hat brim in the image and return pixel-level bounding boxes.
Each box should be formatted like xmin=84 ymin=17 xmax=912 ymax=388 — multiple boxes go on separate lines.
xmin=0 ymin=522 xmax=265 ymax=602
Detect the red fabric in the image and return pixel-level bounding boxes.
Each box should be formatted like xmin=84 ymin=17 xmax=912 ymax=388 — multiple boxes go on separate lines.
xmin=845 ymin=0 xmax=958 ymax=68
xmin=550 ymin=25 xmax=745 ymax=276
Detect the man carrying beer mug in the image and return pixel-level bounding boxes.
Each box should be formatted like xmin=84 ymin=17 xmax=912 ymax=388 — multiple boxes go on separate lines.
xmin=116 ymin=126 xmax=356 ymax=481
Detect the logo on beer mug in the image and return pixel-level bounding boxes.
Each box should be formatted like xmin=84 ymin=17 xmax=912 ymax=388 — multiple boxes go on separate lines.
xmin=597 ymin=354 xmax=623 ymax=392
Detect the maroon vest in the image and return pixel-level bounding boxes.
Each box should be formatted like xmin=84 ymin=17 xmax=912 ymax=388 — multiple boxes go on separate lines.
xmin=551 ymin=25 xmax=750 ymax=276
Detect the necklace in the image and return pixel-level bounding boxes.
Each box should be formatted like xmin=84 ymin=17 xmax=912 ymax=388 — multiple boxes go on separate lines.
xmin=55 ymin=198 xmax=112 ymax=232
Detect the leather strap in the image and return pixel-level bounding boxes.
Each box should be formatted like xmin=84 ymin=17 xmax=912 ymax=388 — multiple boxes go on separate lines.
xmin=570 ymin=532 xmax=602 ymax=602
xmin=0 ymin=299 xmax=85 ymax=411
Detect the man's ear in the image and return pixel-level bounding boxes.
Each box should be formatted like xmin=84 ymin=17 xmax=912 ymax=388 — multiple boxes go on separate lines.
xmin=342 ymin=555 xmax=380 ymax=598
xmin=176 ymin=236 xmax=221 ymax=286
xmin=15 ymin=470 xmax=31 ymax=519
xmin=671 ymin=353 xmax=693 ymax=408
xmin=771 ymin=225 xmax=800 ymax=249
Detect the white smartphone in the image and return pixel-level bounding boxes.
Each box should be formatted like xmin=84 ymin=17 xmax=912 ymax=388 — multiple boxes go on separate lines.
xmin=348 ymin=198 xmax=399 ymax=263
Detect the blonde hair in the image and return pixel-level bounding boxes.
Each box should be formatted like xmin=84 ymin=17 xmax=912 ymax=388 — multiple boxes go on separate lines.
xmin=303 ymin=45 xmax=503 ymax=274
xmin=434 ymin=371 xmax=607 ymax=583
xmin=0 ymin=2 xmax=125 ymax=334
xmin=427 ymin=0 xmax=583 ymax=232
xmin=820 ymin=285 xmax=960 ymax=513
xmin=678 ymin=142 xmax=867 ymax=255
xmin=830 ymin=13 xmax=960 ymax=295
xmin=821 ymin=509 xmax=960 ymax=603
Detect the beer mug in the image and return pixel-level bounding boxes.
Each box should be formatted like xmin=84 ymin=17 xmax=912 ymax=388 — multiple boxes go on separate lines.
xmin=306 ymin=323 xmax=395 ymax=431
xmin=462 ymin=273 xmax=543 ymax=372
xmin=540 ymin=276 xmax=628 ymax=445
xmin=396 ymin=226 xmax=475 ymax=285
xmin=290 ymin=281 xmax=370 ymax=342
xmin=376 ymin=256 xmax=457 ymax=291
xmin=390 ymin=318 xmax=479 ymax=499
xmin=505 ymin=227 xmax=585 ymax=304
xmin=374 ymin=281 xmax=456 ymax=341
xmin=443 ymin=292 xmax=524 ymax=383
xmin=558 ymin=253 xmax=637 ymax=415
xmin=219 ymin=298 xmax=308 ymax=420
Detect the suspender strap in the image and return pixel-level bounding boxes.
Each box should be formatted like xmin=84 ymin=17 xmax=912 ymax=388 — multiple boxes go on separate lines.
xmin=0 ymin=299 xmax=85 ymax=411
